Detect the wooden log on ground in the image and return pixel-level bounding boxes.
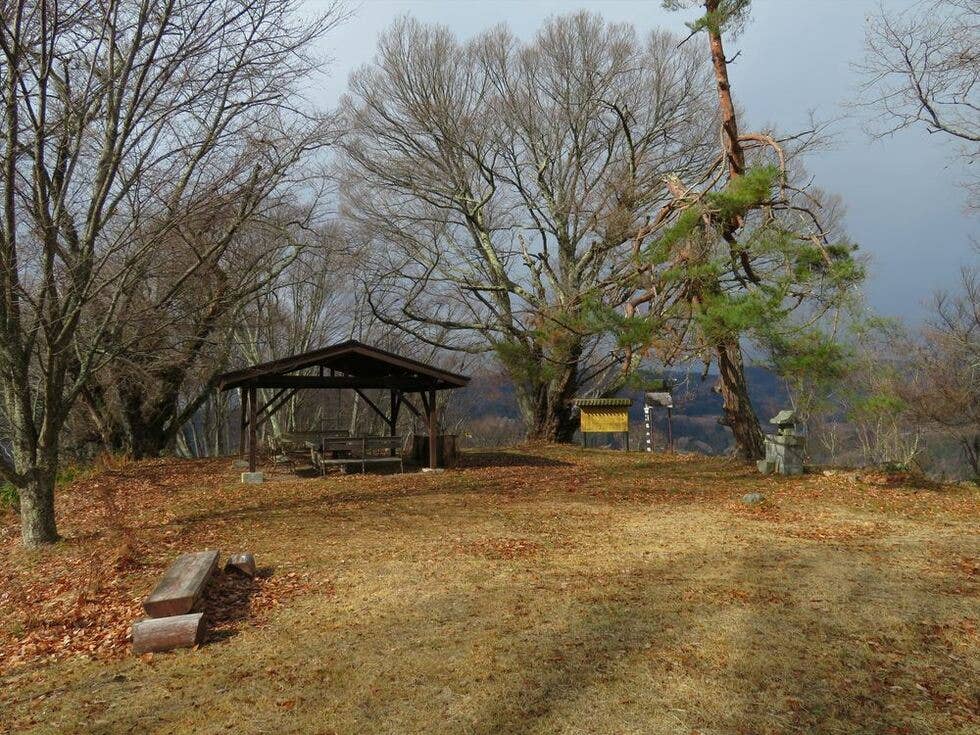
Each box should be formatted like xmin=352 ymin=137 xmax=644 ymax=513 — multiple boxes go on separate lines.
xmin=132 ymin=612 xmax=205 ymax=654
xmin=225 ymin=552 xmax=256 ymax=578
xmin=143 ymin=549 xmax=220 ymax=618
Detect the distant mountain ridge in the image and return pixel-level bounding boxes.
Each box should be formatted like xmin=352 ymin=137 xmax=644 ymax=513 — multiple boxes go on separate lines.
xmin=453 ymin=365 xmax=790 ymax=454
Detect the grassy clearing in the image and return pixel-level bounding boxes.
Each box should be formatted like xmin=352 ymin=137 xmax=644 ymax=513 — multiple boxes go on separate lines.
xmin=1 ymin=447 xmax=977 ymax=734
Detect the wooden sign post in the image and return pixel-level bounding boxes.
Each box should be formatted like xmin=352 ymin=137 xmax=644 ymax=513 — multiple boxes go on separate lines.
xmin=644 ymin=390 xmax=674 ymax=452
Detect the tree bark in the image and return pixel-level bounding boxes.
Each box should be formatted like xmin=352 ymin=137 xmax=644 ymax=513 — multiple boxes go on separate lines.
xmin=706 ymin=0 xmax=745 ymax=178
xmin=19 ymin=467 xmax=59 ymax=547
xmin=525 ymin=399 xmax=579 ymax=443
xmin=703 ymin=0 xmax=765 ymax=461
xmin=516 ymin=370 xmax=581 ymax=443
xmin=715 ymin=339 xmax=765 ymax=459
xmin=964 ymin=435 xmax=980 ymax=480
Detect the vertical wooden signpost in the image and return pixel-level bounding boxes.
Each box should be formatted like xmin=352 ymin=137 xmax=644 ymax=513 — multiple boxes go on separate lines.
xmin=644 ymin=390 xmax=674 ymax=452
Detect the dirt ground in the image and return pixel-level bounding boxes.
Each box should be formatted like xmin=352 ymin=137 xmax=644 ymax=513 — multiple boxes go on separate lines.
xmin=1 ymin=447 xmax=977 ymax=734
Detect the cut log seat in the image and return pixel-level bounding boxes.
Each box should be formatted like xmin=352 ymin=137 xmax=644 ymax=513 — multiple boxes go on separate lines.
xmin=143 ymin=549 xmax=220 ymax=618
xmin=225 ymin=552 xmax=256 ymax=578
xmin=132 ymin=612 xmax=205 ymax=654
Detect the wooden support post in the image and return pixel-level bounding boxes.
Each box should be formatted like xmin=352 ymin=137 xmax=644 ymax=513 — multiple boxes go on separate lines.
xmin=248 ymin=387 xmax=257 ymax=473
xmin=389 ymin=390 xmax=401 ymax=457
xmin=427 ymin=389 xmax=437 ymax=469
xmin=399 ymin=395 xmax=421 ymax=417
xmin=353 ymin=388 xmax=388 ymax=428
xmin=238 ymin=388 xmax=247 ymax=457
xmin=254 ymin=388 xmax=298 ymax=431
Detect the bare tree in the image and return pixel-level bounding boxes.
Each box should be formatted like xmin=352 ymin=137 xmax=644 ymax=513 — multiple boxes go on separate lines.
xmin=339 ymin=13 xmax=716 ymax=441
xmin=80 ymin=200 xmax=330 ymax=459
xmin=898 ymin=266 xmax=980 ymax=477
xmin=858 ymin=0 xmax=980 ymax=209
xmin=232 ymin=224 xmax=372 ymax=443
xmin=0 ymin=0 xmax=346 ymax=546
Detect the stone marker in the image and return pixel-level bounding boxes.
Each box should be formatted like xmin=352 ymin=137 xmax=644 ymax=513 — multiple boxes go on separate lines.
xmin=225 ymin=552 xmax=257 ymax=578
xmin=742 ymin=492 xmax=766 ymax=505
xmin=241 ymin=471 xmax=264 ymax=484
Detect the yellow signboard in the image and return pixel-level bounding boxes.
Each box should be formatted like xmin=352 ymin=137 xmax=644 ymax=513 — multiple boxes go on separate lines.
xmin=580 ymin=407 xmax=629 ymax=433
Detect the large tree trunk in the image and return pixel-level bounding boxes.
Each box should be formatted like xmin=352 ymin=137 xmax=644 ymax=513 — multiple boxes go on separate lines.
xmin=515 ymin=377 xmax=580 ymax=443
xmin=8 ymin=400 xmax=62 ymax=545
xmin=19 ymin=466 xmax=59 ymax=547
xmin=82 ymin=367 xmax=209 ymax=459
xmin=964 ymin=435 xmax=980 ymax=480
xmin=525 ymin=397 xmax=579 ymax=443
xmin=510 ymin=339 xmax=583 ymax=443
xmin=715 ymin=339 xmax=764 ymax=460
xmin=704 ymin=0 xmax=764 ymax=461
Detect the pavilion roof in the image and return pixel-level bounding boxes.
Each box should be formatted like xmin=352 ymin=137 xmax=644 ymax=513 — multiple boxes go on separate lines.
xmin=215 ymin=340 xmax=469 ymax=392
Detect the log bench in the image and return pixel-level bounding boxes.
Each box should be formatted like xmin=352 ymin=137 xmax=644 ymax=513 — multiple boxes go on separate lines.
xmin=134 ymin=549 xmax=220 ymax=653
xmin=311 ymin=436 xmax=404 ymax=475
xmin=143 ymin=549 xmax=220 ymax=617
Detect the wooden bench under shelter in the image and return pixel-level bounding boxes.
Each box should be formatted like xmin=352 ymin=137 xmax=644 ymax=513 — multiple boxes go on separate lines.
xmin=311 ymin=435 xmax=405 ymax=474
xmin=269 ymin=429 xmax=350 ymax=465
xmin=214 ymin=340 xmax=470 ymax=474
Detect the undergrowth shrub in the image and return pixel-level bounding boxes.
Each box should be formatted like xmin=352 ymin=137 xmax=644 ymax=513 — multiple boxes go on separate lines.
xmin=1 ymin=481 xmax=18 ymax=512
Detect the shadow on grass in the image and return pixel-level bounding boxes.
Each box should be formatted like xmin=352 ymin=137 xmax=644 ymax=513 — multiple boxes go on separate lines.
xmin=61 ymin=518 xmax=977 ymax=734
xmin=464 ymin=539 xmax=966 ymax=734
xmin=465 ymin=577 xmax=682 ymax=734
xmin=200 ymin=566 xmax=273 ymax=643
xmin=713 ymin=539 xmax=969 ymax=733
xmin=170 ymin=453 xmax=574 ymax=530
xmin=459 ymin=451 xmax=574 ymax=469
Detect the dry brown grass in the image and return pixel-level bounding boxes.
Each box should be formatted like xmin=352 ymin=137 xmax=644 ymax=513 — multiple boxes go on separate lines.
xmin=0 ymin=446 xmax=977 ymax=734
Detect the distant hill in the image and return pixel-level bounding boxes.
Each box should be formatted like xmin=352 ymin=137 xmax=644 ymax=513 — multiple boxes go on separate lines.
xmin=451 ymin=365 xmax=790 ymax=454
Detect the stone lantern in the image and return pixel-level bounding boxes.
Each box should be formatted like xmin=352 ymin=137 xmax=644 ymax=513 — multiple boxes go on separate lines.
xmin=757 ymin=409 xmax=805 ymax=475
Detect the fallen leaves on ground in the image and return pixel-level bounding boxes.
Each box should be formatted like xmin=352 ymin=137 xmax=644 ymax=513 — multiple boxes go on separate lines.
xmin=0 ymin=458 xmax=325 ymax=673
xmin=454 ymin=536 xmax=543 ymax=560
xmin=0 ymin=447 xmax=976 ymax=677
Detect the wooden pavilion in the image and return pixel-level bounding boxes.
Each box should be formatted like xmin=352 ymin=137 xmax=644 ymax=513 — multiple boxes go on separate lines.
xmin=215 ymin=340 xmax=470 ymax=472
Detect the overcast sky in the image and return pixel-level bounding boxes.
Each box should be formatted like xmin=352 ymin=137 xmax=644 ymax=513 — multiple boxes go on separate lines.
xmin=306 ymin=0 xmax=977 ymax=322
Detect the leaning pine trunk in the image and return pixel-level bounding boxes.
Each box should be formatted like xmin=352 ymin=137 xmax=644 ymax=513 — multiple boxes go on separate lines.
xmin=702 ymin=0 xmax=764 ymax=462
xmin=715 ymin=339 xmax=765 ymax=460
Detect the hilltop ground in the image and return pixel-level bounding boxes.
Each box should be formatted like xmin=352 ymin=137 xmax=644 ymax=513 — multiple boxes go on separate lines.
xmin=1 ymin=447 xmax=977 ymax=734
